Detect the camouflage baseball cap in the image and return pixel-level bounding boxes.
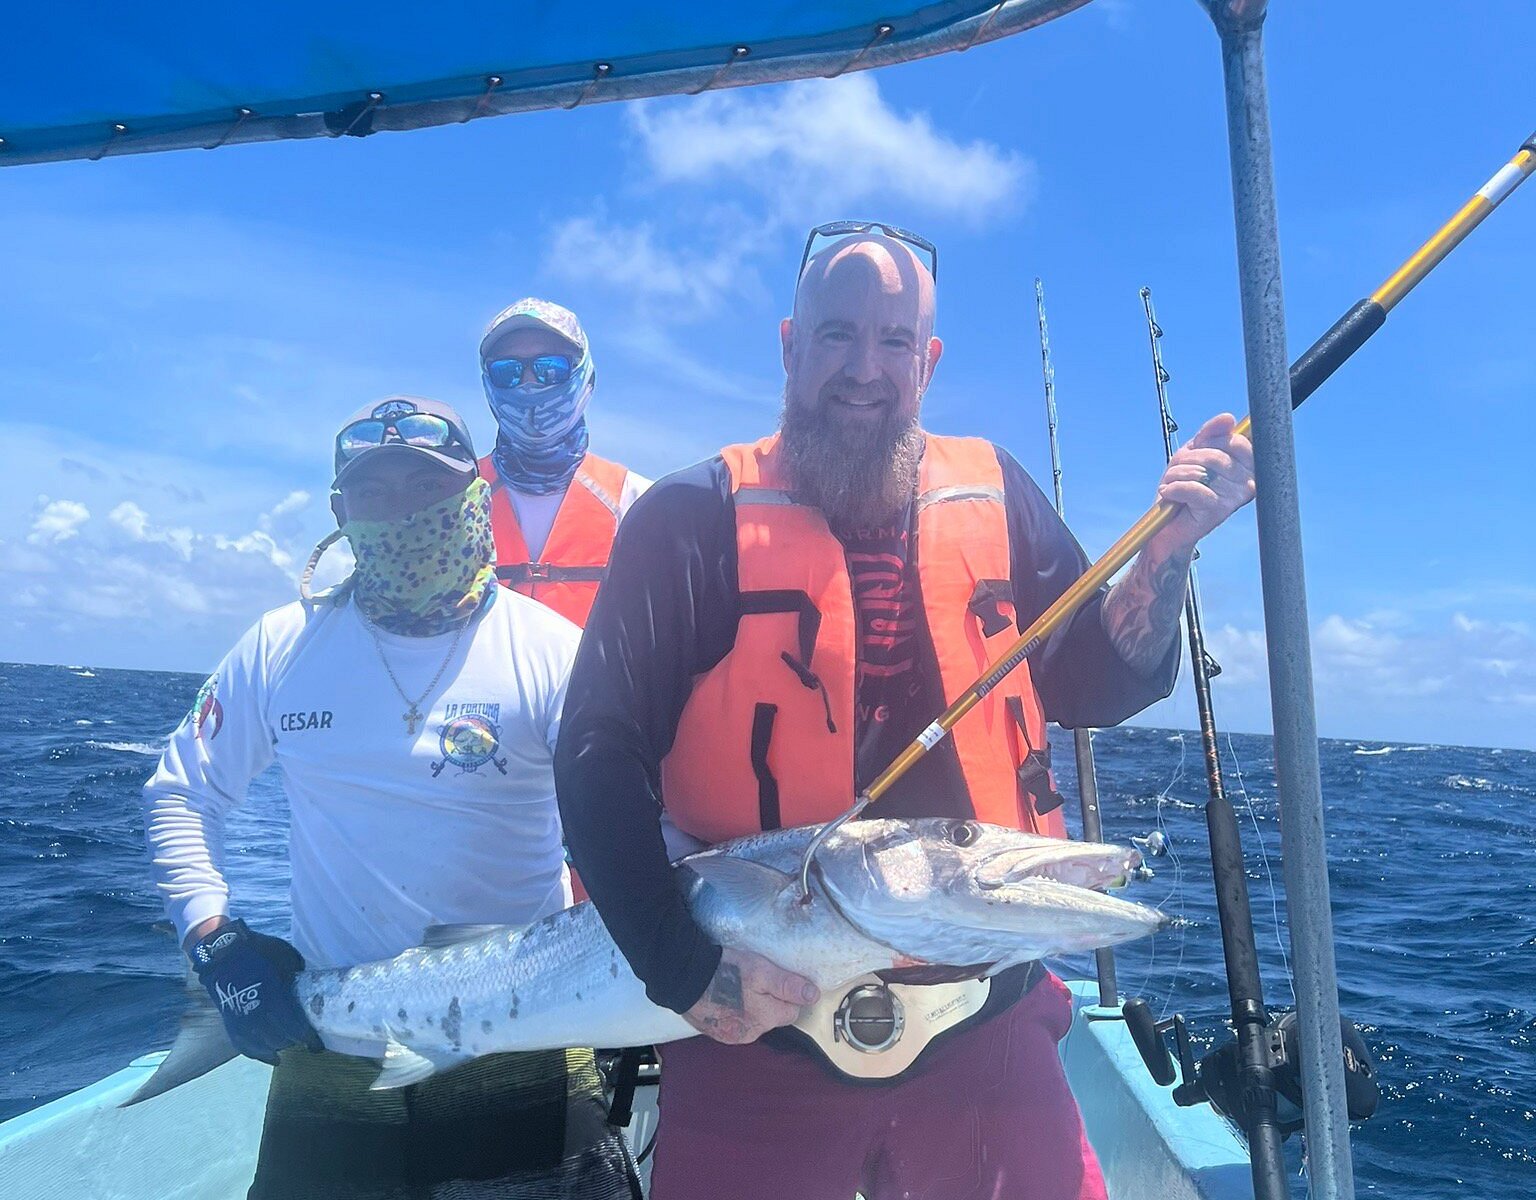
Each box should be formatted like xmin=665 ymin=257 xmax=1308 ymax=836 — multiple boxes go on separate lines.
xmin=479 ymin=297 xmax=587 ymax=361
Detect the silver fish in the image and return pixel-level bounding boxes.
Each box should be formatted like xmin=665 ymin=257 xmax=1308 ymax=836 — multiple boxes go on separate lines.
xmin=130 ymin=819 xmax=1164 ymax=1102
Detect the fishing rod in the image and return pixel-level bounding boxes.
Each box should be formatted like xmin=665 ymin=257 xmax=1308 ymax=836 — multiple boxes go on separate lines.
xmin=1034 ymin=277 xmax=1118 ymax=1009
xmin=1133 ymin=285 xmax=1289 ymax=1200
xmin=800 ymin=128 xmax=1535 ymax=882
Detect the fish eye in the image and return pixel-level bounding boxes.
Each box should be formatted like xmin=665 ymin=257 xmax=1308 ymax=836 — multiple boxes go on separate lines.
xmin=948 ymin=821 xmax=981 ymax=847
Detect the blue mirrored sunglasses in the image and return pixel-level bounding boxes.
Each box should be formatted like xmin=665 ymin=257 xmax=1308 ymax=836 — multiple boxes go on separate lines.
xmin=485 ymin=354 xmax=574 ymax=390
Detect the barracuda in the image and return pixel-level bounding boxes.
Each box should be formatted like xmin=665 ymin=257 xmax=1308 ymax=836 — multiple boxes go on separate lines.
xmin=129 ymin=818 xmax=1164 ymax=1103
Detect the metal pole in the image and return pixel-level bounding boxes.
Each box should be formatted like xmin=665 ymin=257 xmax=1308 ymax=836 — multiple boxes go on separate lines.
xmin=1143 ymin=287 xmax=1289 ymax=1200
xmin=1199 ymin=2 xmax=1354 ymax=1196
xmin=1035 ymin=278 xmax=1117 ymax=1008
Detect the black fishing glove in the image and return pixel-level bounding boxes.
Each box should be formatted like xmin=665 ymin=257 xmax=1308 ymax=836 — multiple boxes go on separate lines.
xmin=190 ymin=919 xmax=324 ymax=1064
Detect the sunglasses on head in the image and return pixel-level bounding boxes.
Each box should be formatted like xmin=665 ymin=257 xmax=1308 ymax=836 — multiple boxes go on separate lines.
xmin=798 ymin=220 xmax=938 ymax=283
xmin=484 ymin=354 xmax=574 ymax=390
xmin=336 ymin=413 xmax=466 ymax=463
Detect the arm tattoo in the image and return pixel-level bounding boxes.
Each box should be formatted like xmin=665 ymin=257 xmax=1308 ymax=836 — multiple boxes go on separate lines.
xmin=1102 ymin=544 xmax=1194 ymax=674
xmin=708 ymin=961 xmax=745 ymax=1014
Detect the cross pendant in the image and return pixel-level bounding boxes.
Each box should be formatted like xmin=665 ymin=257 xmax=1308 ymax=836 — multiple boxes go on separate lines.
xmin=403 ymin=706 xmax=421 ymax=736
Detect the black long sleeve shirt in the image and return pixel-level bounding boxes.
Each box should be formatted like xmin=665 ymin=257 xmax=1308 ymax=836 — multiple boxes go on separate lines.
xmin=554 ymin=443 xmax=1178 ymax=1014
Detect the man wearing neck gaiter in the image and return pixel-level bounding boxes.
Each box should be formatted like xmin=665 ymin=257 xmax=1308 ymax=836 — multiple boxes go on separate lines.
xmin=478 ymin=298 xmax=650 ymax=629
xmin=141 ymin=397 xmax=640 ymax=1200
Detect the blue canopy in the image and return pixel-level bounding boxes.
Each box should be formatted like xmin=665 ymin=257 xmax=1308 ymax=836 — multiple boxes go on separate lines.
xmin=0 ymin=1 xmax=1088 ymax=166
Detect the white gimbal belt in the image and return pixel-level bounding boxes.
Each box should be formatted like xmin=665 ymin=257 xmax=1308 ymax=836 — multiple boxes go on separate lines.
xmin=788 ymin=973 xmax=994 ymax=1081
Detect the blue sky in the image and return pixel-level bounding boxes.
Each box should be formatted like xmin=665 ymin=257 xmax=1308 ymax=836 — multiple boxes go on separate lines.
xmin=2 ymin=0 xmax=1533 ymax=749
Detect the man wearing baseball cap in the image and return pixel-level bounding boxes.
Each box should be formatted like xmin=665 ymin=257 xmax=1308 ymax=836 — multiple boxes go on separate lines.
xmin=479 ymin=299 xmax=650 ymax=627
xmin=142 ymin=396 xmax=640 ymax=1199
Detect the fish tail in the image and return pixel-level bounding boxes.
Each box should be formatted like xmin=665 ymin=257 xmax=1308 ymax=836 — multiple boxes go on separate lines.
xmin=121 ymin=978 xmax=240 ymax=1107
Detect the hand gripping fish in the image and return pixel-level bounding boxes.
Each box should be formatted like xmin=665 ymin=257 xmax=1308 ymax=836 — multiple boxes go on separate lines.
xmin=128 ymin=819 xmax=1164 ymax=1103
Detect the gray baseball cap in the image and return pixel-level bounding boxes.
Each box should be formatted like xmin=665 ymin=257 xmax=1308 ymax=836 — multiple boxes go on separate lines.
xmin=479 ymin=297 xmax=587 ymax=361
xmin=332 ymin=396 xmax=478 ymax=489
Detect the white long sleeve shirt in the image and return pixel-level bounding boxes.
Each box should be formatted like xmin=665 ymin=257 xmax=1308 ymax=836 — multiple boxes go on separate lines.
xmin=143 ymin=586 xmax=580 ymax=969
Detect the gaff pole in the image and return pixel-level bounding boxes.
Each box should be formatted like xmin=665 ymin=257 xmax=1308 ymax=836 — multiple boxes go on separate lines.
xmin=1142 ymin=285 xmax=1288 ymax=1200
xmin=1035 ymin=278 xmax=1117 ymax=1009
xmin=799 ymin=128 xmax=1536 ymax=886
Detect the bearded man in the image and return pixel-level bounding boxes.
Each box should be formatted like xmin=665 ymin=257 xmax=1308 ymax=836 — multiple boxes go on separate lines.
xmin=555 ymin=226 xmax=1256 ymax=1200
xmin=142 ymin=397 xmax=639 ymax=1200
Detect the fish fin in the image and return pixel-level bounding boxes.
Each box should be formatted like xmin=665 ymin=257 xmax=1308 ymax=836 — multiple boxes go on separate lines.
xmin=121 ymin=979 xmax=238 ymax=1107
xmin=370 ymin=1033 xmax=469 ymax=1090
xmin=419 ymin=923 xmax=507 ymax=949
xmin=681 ymin=855 xmax=794 ymax=909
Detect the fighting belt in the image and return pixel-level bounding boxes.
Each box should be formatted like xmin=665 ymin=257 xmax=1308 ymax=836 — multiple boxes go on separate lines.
xmin=788 ymin=974 xmax=993 ymax=1081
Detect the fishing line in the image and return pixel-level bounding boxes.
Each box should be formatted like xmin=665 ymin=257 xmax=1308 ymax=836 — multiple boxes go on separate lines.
xmin=1113 ymin=720 xmax=1192 ymax=1024
xmin=1150 ymin=724 xmax=1191 ymax=1023
xmin=1223 ymin=731 xmax=1296 ymax=1007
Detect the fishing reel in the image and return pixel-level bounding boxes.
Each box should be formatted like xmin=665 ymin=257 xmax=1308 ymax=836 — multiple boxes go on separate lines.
xmin=1123 ymin=999 xmax=1379 ymax=1139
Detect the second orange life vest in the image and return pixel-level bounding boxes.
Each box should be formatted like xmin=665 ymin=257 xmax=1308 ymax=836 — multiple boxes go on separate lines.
xmin=481 ymin=451 xmax=629 ymax=629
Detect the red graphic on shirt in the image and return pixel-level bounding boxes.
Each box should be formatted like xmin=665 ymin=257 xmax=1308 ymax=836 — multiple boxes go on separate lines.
xmin=844 ymin=526 xmax=923 ymax=728
xmin=191 ymin=675 xmax=223 ymax=742
xmin=849 ymin=549 xmax=917 ymax=675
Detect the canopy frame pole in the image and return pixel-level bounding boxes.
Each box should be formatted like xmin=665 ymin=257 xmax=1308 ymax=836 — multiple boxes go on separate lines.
xmin=1200 ymin=3 xmax=1355 ymax=1197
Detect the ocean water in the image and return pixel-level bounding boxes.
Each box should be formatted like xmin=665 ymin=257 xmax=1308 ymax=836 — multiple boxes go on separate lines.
xmin=0 ymin=660 xmax=1531 ymax=1195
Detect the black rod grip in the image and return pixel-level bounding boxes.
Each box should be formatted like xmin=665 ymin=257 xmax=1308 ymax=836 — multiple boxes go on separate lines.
xmin=1123 ymin=998 xmax=1177 ymax=1086
xmin=1288 ymin=298 xmax=1387 ymax=410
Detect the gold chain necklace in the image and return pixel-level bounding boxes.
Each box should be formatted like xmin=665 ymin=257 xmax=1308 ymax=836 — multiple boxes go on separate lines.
xmin=360 ymin=612 xmax=470 ymax=736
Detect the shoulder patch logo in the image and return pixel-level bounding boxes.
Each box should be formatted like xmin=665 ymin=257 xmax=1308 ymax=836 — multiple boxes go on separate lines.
xmin=191 ymin=675 xmax=223 ymax=741
xmin=432 ymin=712 xmax=508 ymax=777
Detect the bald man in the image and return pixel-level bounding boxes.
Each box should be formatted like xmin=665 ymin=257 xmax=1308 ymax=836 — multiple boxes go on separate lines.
xmin=556 ymin=226 xmax=1255 ymax=1199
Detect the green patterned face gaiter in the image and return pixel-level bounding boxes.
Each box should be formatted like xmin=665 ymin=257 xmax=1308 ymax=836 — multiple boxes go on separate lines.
xmin=342 ymin=477 xmax=497 ymax=636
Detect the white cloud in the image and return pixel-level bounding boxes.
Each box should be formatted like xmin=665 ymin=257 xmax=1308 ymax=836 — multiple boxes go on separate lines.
xmin=0 ymin=425 xmax=342 ymax=672
xmin=544 ymin=75 xmax=1031 ymax=328
xmin=1171 ymin=611 xmax=1536 ymax=748
xmin=258 ymin=490 xmax=315 ymax=546
xmin=109 ymin=500 xmax=197 ymax=561
xmin=630 ymin=76 xmax=1031 ymax=225
xmin=1203 ymin=623 xmax=1270 ymax=687
xmin=264 ymin=491 xmax=311 ymax=522
xmin=4 ymin=489 xmax=306 ymax=662
xmin=27 ymin=497 xmax=90 ymax=544
xmin=546 ymin=214 xmax=755 ymax=313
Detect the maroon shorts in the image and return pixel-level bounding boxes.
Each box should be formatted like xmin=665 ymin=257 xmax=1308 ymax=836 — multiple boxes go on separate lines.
xmin=648 ymin=972 xmax=1107 ymax=1200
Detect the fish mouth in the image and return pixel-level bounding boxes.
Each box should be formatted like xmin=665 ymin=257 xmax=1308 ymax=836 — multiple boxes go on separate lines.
xmin=973 ymin=846 xmax=1145 ymax=892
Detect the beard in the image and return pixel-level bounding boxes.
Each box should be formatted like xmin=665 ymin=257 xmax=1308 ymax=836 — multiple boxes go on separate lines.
xmin=779 ymin=376 xmax=924 ymax=531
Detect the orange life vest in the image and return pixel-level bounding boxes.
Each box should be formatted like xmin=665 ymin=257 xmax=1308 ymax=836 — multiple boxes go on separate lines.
xmin=481 ymin=451 xmax=629 ymax=629
xmin=660 ymin=433 xmax=1067 ymax=846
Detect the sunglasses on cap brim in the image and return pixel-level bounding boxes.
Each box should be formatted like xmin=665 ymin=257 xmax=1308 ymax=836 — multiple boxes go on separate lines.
xmin=335 ymin=413 xmax=470 ymax=464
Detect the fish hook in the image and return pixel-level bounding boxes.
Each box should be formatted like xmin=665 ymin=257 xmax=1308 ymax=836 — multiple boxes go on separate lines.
xmin=796 ymin=793 xmax=871 ymax=903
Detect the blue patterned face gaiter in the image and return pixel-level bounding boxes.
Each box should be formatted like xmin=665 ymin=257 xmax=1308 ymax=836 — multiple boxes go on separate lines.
xmin=483 ymin=354 xmax=595 ymax=495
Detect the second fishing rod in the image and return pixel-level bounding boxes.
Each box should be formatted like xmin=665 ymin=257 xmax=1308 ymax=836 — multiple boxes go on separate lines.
xmin=1139 ymin=285 xmax=1288 ymax=1200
